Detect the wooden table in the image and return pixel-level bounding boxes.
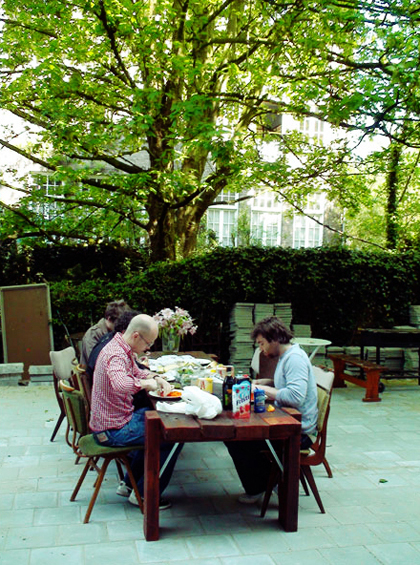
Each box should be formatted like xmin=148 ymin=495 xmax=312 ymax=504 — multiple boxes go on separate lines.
xmin=360 ymin=328 xmax=420 ymax=384
xmin=143 ymin=405 xmax=302 ymax=541
xmin=148 ymin=350 xmax=218 ymax=361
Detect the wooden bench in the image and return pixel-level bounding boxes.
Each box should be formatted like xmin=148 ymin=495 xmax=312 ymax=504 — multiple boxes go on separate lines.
xmin=329 ymin=353 xmax=387 ymax=402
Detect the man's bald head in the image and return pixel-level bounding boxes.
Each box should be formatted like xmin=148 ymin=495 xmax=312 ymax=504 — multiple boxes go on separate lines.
xmin=124 ymin=314 xmax=159 ymax=354
xmin=125 ymin=314 xmax=157 ymax=336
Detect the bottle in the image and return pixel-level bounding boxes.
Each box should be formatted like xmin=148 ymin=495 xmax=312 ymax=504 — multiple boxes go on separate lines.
xmin=254 ymin=387 xmax=266 ymax=413
xmin=236 ymin=373 xmax=250 ymax=385
xmin=223 ymin=366 xmax=236 ymax=410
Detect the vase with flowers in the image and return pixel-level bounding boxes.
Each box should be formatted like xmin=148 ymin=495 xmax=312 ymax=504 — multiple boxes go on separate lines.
xmin=153 ymin=307 xmax=198 ymax=352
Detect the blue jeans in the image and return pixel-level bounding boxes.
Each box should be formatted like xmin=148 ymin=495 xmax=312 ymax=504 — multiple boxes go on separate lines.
xmin=93 ymin=408 xmax=182 ymax=496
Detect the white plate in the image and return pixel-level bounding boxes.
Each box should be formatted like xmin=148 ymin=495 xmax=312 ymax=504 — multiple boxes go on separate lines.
xmin=149 ymin=390 xmax=182 ymax=400
xmin=162 ymin=375 xmax=176 ymax=382
xmin=195 ymin=358 xmax=212 ymax=366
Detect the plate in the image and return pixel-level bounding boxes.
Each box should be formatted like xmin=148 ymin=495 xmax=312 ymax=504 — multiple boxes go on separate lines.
xmin=162 ymin=375 xmax=176 ymax=382
xmin=149 ymin=390 xmax=183 ymax=400
xmin=195 ymin=358 xmax=212 ymax=366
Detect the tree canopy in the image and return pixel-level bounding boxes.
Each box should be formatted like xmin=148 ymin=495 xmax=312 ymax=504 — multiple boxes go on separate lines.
xmin=1 ymin=0 xmax=420 ymax=260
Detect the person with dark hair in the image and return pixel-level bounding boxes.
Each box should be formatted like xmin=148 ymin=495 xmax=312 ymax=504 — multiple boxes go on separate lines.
xmin=226 ymin=316 xmax=318 ymax=504
xmin=85 ymin=309 xmax=150 ymax=411
xmin=80 ymin=299 xmax=131 ymax=366
xmin=85 ymin=310 xmax=141 ymax=383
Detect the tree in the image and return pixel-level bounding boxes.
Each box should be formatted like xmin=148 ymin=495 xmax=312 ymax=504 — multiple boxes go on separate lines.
xmin=1 ymin=0 xmax=420 ymax=260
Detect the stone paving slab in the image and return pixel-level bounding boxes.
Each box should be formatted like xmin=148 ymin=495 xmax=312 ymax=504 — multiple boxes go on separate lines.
xmin=1 ymin=381 xmax=420 ymax=564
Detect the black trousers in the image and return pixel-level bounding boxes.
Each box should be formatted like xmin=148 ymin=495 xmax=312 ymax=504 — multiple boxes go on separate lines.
xmin=226 ymin=434 xmax=312 ymax=495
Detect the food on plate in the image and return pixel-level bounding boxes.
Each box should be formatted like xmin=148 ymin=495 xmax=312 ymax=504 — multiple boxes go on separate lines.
xmin=159 ymin=389 xmax=182 ymax=398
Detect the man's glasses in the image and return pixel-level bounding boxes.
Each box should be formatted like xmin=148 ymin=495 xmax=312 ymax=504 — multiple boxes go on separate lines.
xmin=139 ymin=333 xmax=154 ymax=348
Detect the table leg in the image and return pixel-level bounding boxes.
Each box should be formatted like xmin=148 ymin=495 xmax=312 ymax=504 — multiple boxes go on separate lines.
xmin=308 ymin=346 xmax=321 ymax=361
xmin=277 ymin=432 xmax=300 ymax=532
xmin=144 ymin=412 xmax=161 ymax=541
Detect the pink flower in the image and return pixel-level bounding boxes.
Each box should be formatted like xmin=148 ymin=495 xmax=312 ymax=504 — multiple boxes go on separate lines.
xmin=153 ymin=306 xmax=198 ymax=337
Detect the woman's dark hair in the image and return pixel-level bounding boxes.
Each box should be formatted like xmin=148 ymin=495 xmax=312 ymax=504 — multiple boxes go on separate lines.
xmin=114 ymin=310 xmax=140 ymax=333
xmin=104 ymin=299 xmax=131 ymax=322
xmin=251 ymin=316 xmax=294 ymax=344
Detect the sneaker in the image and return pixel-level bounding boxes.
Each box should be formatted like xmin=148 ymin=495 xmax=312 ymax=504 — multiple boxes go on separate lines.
xmin=238 ymin=492 xmax=263 ymax=504
xmin=128 ymin=489 xmax=172 ymax=510
xmin=116 ymin=480 xmax=132 ymax=497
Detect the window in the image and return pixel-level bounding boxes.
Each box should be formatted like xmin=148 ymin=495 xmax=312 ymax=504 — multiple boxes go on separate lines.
xmin=299 ymin=117 xmax=324 ymax=143
xmin=31 ymin=175 xmax=63 ymax=220
xmin=214 ymin=190 xmax=237 ymax=204
xmin=251 ymin=211 xmax=282 ymax=246
xmin=250 ymin=191 xmax=282 ymax=245
xmin=207 ymin=208 xmax=238 ymax=246
xmin=292 ymin=194 xmax=324 ymax=248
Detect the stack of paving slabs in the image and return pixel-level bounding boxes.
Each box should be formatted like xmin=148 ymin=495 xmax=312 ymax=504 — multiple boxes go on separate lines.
xmin=364 ymin=347 xmax=404 ymax=374
xmin=229 ymin=303 xmax=255 ymax=372
xmin=274 ymin=303 xmax=293 ymax=330
xmin=409 ymin=305 xmax=420 ymax=327
xmin=393 ymin=326 xmax=420 ymax=372
xmin=292 ymin=324 xmax=312 ymax=337
xmin=344 ymin=346 xmax=365 ymax=377
xmin=254 ymin=303 xmax=275 ymax=324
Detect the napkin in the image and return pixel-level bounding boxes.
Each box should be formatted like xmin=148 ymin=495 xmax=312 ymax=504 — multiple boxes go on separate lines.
xmin=156 ymin=386 xmax=222 ymax=420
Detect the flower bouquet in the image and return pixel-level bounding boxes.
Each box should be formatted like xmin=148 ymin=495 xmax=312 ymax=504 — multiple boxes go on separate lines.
xmin=153 ymin=307 xmax=197 ymax=352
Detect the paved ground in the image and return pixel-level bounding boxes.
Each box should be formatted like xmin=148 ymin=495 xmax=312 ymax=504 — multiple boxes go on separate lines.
xmin=1 ymin=379 xmax=420 ymax=565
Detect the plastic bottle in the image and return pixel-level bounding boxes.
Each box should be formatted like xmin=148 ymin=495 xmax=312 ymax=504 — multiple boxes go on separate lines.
xmin=222 ymin=366 xmax=236 ymax=410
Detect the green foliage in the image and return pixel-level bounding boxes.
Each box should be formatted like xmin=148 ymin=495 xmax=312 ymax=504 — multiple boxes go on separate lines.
xmin=10 ymin=245 xmax=415 ymax=361
xmin=2 ymin=1 xmax=420 ymax=260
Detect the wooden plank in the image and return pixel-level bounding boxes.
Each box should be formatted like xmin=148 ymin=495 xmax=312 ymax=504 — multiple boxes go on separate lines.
xmin=158 ymin=412 xmax=202 ymax=442
xmin=277 ymin=431 xmax=300 ymax=531
xmin=263 ymin=415 xmax=302 ymax=440
xmin=199 ymin=412 xmax=235 ymax=440
xmin=144 ymin=411 xmax=161 ymax=541
xmin=233 ymin=416 xmax=270 ymax=440
xmin=329 ymin=353 xmax=387 ymax=372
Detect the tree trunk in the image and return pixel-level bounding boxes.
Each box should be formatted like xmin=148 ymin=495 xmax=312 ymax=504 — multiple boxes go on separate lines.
xmin=385 ymin=143 xmax=401 ymax=250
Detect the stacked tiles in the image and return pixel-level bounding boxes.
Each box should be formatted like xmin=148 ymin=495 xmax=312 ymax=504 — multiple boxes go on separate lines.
xmin=393 ymin=325 xmax=420 ymax=373
xmin=344 ymin=346 xmax=364 ymax=377
xmin=292 ymin=324 xmax=311 ymax=337
xmin=409 ymin=305 xmax=420 ymax=327
xmin=29 ymin=365 xmax=54 ymax=383
xmin=229 ymin=302 xmax=294 ymax=372
xmin=254 ymin=303 xmax=275 ymax=323
xmin=364 ymin=346 xmax=404 ymax=373
xmin=274 ymin=303 xmax=293 ymax=329
xmin=229 ymin=303 xmax=255 ymax=372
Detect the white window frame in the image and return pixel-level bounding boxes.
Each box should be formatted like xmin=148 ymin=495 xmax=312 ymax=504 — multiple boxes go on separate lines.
xmin=207 ymin=190 xmax=239 ymax=246
xmin=292 ymin=193 xmax=325 ymax=248
xmin=299 ymin=117 xmax=325 ymax=143
xmin=250 ymin=191 xmax=283 ymax=246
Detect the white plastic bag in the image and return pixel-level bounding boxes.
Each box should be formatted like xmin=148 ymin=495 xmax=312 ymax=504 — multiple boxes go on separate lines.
xmin=182 ymin=385 xmax=222 ymax=419
xmin=155 ymin=385 xmax=222 ymax=420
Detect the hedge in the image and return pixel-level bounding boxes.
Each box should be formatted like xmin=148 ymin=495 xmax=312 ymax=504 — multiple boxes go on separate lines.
xmin=39 ymin=246 xmax=420 ymax=362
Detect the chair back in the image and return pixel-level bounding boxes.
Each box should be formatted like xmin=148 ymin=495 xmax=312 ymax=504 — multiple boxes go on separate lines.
xmin=72 ymin=364 xmax=92 ymax=411
xmin=59 ymin=380 xmax=90 ymax=439
xmin=312 ymin=366 xmax=334 ymax=393
xmin=50 ymin=347 xmax=77 ymax=380
xmin=302 ymin=367 xmax=334 ymax=465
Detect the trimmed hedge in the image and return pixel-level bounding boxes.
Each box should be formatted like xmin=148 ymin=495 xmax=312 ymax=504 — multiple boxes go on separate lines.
xmin=44 ymin=247 xmax=420 ymax=362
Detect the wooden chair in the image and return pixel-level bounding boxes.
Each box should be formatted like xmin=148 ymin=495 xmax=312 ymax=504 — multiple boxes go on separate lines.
xmin=59 ymin=380 xmax=90 ymax=464
xmin=59 ymin=380 xmax=144 ymax=523
xmin=49 ymin=346 xmax=77 ymax=443
xmin=261 ymin=367 xmax=334 ymax=516
xmin=72 ymin=364 xmax=92 ymax=414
